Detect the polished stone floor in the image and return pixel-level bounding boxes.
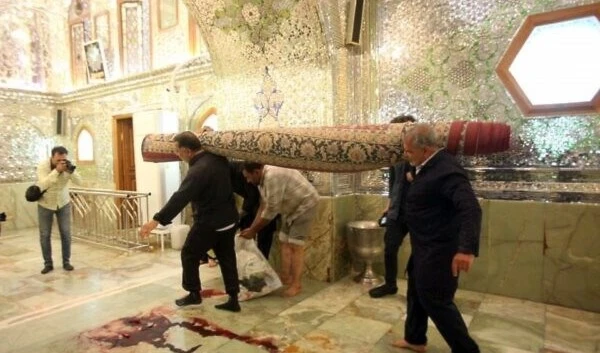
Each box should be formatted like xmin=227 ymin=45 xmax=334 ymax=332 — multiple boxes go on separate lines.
xmin=0 ymin=228 xmax=598 ymax=353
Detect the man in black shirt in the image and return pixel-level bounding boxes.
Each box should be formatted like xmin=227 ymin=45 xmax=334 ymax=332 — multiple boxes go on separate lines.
xmin=140 ymin=131 xmax=241 ymax=312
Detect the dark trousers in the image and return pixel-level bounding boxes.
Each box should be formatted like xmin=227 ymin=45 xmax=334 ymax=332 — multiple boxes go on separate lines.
xmin=383 ymin=218 xmax=409 ymax=287
xmin=181 ymin=222 xmax=239 ymax=295
xmin=240 ymin=213 xmax=278 ymax=260
xmin=405 ymin=259 xmax=479 ymax=353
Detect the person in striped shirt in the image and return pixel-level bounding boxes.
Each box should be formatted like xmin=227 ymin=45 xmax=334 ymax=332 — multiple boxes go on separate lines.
xmin=240 ymin=163 xmax=319 ymax=297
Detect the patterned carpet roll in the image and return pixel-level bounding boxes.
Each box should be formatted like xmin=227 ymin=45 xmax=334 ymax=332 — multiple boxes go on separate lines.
xmin=141 ymin=121 xmax=511 ymax=172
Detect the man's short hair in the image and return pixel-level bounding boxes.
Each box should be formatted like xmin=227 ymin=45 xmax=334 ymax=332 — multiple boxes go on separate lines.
xmin=173 ymin=131 xmax=202 ymax=151
xmin=405 ymin=123 xmax=438 ymax=148
xmin=51 ymin=146 xmax=68 ymax=156
xmin=242 ymin=162 xmax=264 ymax=173
xmin=390 ymin=115 xmax=416 ymax=124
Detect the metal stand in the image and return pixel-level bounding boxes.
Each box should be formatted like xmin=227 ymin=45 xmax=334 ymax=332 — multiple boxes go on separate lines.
xmin=353 ymin=261 xmax=383 ymax=285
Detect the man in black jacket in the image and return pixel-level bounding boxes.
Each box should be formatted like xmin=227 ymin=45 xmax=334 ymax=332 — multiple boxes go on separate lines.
xmin=369 ymin=114 xmax=415 ymax=298
xmin=140 ymin=131 xmax=241 ymax=312
xmin=392 ymin=124 xmax=481 ymax=353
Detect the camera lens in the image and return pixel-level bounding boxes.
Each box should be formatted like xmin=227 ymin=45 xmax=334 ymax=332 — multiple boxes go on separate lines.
xmin=65 ymin=160 xmax=76 ymax=172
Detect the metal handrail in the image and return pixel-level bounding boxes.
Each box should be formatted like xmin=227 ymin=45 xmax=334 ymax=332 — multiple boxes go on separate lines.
xmin=69 ymin=188 xmax=151 ymax=252
xmin=70 ymin=187 xmax=151 ymax=198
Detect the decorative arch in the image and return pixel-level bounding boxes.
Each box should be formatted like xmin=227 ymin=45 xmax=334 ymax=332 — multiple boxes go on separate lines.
xmin=192 ymin=106 xmax=218 ymax=132
xmin=75 ymin=125 xmax=95 ymax=163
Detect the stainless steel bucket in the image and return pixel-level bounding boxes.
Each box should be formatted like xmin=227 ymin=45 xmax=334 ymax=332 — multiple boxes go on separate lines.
xmin=346 ymin=220 xmax=385 ymax=285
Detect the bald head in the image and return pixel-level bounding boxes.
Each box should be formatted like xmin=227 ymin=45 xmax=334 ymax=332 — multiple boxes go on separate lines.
xmin=403 ymin=123 xmax=440 ymax=166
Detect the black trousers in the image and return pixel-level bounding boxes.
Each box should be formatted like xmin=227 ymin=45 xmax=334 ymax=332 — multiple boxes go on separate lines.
xmin=383 ymin=218 xmax=409 ymax=287
xmin=405 ymin=258 xmax=479 ymax=353
xmin=181 ymin=222 xmax=239 ymax=295
xmin=240 ymin=213 xmax=279 ymax=260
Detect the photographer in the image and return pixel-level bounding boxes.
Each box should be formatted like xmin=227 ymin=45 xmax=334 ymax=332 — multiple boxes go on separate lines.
xmin=36 ymin=146 xmax=82 ymax=274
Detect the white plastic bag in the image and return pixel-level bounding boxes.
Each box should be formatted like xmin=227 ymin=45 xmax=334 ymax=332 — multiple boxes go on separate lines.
xmin=235 ymin=236 xmax=282 ymax=301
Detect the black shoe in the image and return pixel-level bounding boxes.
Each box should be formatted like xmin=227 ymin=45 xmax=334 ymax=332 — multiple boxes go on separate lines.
xmin=175 ymin=292 xmax=202 ymax=306
xmin=369 ymin=284 xmax=398 ymax=298
xmin=63 ymin=264 xmax=74 ymax=271
xmin=215 ymin=297 xmax=241 ymax=312
xmin=41 ymin=266 xmax=53 ymax=274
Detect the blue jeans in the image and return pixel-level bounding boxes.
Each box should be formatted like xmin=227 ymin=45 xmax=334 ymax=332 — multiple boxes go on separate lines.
xmin=38 ymin=203 xmax=72 ymax=267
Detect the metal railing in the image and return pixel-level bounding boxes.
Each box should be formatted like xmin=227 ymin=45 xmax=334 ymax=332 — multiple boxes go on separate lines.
xmin=69 ymin=187 xmax=151 ymax=252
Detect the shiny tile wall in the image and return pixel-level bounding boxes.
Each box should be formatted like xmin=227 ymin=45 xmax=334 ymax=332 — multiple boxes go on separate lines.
xmin=376 ymin=0 xmax=600 ymax=169
xmin=182 ymin=0 xmax=334 ymax=131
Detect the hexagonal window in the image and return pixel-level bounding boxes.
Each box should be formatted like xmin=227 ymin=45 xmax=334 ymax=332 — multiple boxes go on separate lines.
xmin=496 ymin=4 xmax=600 ymax=116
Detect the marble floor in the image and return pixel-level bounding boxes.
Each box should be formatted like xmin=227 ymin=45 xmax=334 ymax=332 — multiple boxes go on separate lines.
xmin=0 ymin=228 xmax=598 ymax=353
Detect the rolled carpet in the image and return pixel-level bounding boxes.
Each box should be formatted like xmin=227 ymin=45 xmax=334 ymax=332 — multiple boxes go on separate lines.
xmin=141 ymin=121 xmax=510 ymax=172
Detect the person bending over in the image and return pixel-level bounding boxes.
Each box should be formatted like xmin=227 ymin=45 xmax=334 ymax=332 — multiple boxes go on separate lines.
xmin=240 ymin=163 xmax=319 ymax=297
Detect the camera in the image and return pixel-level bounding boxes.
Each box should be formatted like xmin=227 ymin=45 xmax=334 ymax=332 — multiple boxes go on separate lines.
xmin=65 ymin=160 xmax=76 ymax=173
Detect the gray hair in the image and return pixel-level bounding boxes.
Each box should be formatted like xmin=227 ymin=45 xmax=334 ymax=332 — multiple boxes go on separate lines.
xmin=405 ymin=123 xmax=438 ymax=148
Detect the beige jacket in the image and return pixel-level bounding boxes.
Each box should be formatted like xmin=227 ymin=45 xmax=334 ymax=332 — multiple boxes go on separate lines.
xmin=36 ymin=159 xmax=82 ymax=210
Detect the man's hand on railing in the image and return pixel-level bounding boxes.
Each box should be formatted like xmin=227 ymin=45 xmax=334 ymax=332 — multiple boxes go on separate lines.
xmin=140 ymin=220 xmax=159 ymax=238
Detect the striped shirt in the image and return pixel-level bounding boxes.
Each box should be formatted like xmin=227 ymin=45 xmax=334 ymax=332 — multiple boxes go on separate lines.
xmin=36 ymin=159 xmax=82 ymax=210
xmin=259 ymin=166 xmax=319 ymax=223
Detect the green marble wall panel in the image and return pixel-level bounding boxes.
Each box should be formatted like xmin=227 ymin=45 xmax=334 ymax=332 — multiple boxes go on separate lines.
xmin=485 ymin=201 xmax=545 ymax=302
xmin=331 ymin=195 xmax=356 ymax=282
xmin=355 ymin=194 xmax=388 ymax=222
xmin=459 ymin=199 xmax=490 ymax=293
xmin=542 ymin=203 xmax=600 ymax=312
xmin=325 ymin=197 xmax=600 ymax=312
xmin=304 ymin=198 xmax=334 ymax=282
